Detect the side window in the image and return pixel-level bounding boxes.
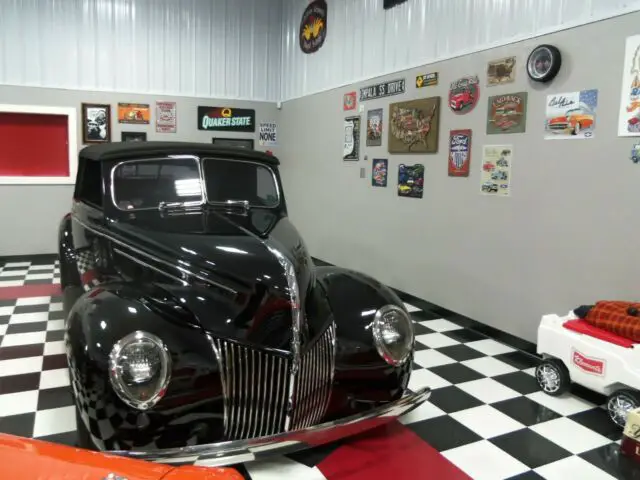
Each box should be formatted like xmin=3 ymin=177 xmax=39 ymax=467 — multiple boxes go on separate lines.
xmin=256 ymin=167 xmax=278 ymax=205
xmin=74 ymin=158 xmax=103 ymax=208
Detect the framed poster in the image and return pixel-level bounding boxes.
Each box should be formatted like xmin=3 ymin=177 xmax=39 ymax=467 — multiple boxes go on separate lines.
xmin=121 ymin=131 xmax=147 ymax=142
xmin=156 ymin=101 xmax=176 ymax=133
xmin=480 ymin=145 xmax=512 ymax=196
xmin=545 ymin=89 xmax=597 ymax=140
xmin=388 ymin=97 xmax=440 ymax=153
xmin=81 ymin=103 xmax=111 ymax=144
xmin=487 ymin=57 xmax=516 ymax=86
xmin=448 ymin=130 xmax=472 ymax=177
xmin=211 ymin=137 xmax=255 ymax=149
xmin=117 ymin=103 xmax=150 ymax=124
xmin=366 ymin=108 xmax=383 ymax=146
xmin=198 ymin=107 xmax=255 ymax=132
xmin=398 ymin=164 xmax=424 ymax=198
xmin=343 ymin=116 xmax=360 ymax=160
xmin=372 ymin=158 xmax=388 ymax=187
xmin=487 ymin=92 xmax=528 ymax=134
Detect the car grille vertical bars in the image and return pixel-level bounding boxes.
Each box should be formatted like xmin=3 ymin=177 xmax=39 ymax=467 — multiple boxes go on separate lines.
xmin=212 ymin=322 xmax=335 ymax=440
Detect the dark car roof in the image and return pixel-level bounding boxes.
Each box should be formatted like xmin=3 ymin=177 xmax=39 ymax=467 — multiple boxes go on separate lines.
xmin=79 ymin=142 xmax=279 ymax=166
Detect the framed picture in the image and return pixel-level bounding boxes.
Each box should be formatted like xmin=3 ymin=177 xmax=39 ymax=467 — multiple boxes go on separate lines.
xmin=121 ymin=131 xmax=147 ymax=142
xmin=81 ymin=103 xmax=111 ymax=144
xmin=117 ymin=103 xmax=151 ymax=124
xmin=211 ymin=137 xmax=255 ymax=149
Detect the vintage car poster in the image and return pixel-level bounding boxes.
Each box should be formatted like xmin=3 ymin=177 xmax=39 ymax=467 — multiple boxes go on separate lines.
xmin=416 ymin=72 xmax=438 ymax=88
xmin=398 ymin=164 xmax=424 ymax=198
xmin=343 ymin=116 xmax=360 ymax=160
xmin=359 ymin=78 xmax=406 ymax=101
xmin=545 ymin=89 xmax=598 ymax=140
xmin=449 ymin=76 xmax=479 ymax=114
xmin=117 ymin=103 xmax=150 ymax=124
xmin=480 ymin=145 xmax=512 ymax=197
xmin=259 ymin=122 xmax=277 ymax=146
xmin=448 ymin=129 xmax=472 ymax=177
xmin=343 ymin=92 xmax=357 ymax=111
xmin=486 ymin=92 xmax=528 ymax=134
xmin=388 ymin=97 xmax=440 ymax=154
xmin=299 ymin=0 xmax=327 ymax=54
xmin=366 ymin=108 xmax=383 ymax=146
xmin=372 ymin=158 xmax=388 ymax=187
xmin=155 ymin=101 xmax=176 ymax=133
xmin=618 ymin=35 xmax=640 ymax=136
xmin=487 ymin=57 xmax=516 ymax=86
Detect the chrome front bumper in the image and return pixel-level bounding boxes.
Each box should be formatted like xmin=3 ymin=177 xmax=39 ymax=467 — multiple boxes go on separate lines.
xmin=108 ymin=386 xmax=431 ymax=467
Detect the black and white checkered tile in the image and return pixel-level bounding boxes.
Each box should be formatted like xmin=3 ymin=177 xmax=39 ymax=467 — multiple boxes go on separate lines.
xmin=0 ymin=259 xmax=60 ymax=287
xmin=0 ymin=259 xmax=638 ymax=479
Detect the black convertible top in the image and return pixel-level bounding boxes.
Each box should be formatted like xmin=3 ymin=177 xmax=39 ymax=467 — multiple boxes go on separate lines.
xmin=80 ymin=141 xmax=280 ymax=166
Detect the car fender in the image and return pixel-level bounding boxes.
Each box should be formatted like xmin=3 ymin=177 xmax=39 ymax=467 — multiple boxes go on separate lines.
xmin=58 ymin=213 xmax=82 ymax=288
xmin=315 ymin=266 xmax=412 ymax=410
xmin=66 ymin=284 xmax=223 ymax=448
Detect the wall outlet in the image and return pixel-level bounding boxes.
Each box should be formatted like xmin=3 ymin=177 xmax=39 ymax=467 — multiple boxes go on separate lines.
xmin=359 ymin=105 xmax=364 ymax=113
xmin=360 ymin=167 xmax=365 ymax=178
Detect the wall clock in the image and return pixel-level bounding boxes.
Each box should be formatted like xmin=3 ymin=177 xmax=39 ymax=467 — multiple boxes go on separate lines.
xmin=527 ymin=44 xmax=562 ymax=83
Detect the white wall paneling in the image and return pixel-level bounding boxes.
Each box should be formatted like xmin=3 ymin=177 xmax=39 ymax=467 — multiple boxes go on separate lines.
xmin=281 ymin=0 xmax=640 ymax=101
xmin=0 ymin=0 xmax=283 ymax=101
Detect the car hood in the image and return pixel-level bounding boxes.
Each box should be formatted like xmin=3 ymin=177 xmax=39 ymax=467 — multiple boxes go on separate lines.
xmin=110 ymin=208 xmax=306 ymax=294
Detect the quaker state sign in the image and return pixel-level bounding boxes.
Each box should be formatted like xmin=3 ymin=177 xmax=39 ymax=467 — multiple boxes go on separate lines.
xmin=197 ymin=107 xmax=255 ymax=132
xmin=449 ymin=75 xmax=480 ymax=115
xmin=486 ymin=92 xmax=528 ymax=134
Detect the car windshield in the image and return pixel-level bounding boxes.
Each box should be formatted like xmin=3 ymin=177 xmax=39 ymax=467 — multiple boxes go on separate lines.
xmin=111 ymin=157 xmax=279 ymax=211
xmin=112 ymin=157 xmax=203 ymax=210
xmin=202 ymin=158 xmax=279 ymax=207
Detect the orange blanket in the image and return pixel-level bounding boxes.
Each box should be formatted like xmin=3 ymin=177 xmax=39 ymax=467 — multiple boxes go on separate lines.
xmin=580 ymin=301 xmax=640 ymax=343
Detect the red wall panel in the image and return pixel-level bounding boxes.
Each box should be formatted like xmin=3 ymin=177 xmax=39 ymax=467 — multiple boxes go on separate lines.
xmin=0 ymin=112 xmax=69 ymax=177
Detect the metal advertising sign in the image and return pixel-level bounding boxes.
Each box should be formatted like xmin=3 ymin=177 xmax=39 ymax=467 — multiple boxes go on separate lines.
xmin=486 ymin=92 xmax=528 ymax=134
xmin=416 ymin=72 xmax=438 ymax=88
xmin=300 ymin=0 xmax=327 ymax=54
xmin=359 ymin=79 xmax=406 ymax=101
xmin=197 ymin=107 xmax=256 ymax=132
xmin=343 ymin=116 xmax=360 ymax=160
xmin=448 ymin=129 xmax=472 ymax=177
xmin=449 ymin=76 xmax=480 ymax=114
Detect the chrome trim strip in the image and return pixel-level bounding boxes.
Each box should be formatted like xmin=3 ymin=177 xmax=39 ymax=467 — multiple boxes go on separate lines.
xmin=109 ymin=155 xmax=205 ymax=212
xmin=71 ymin=214 xmax=236 ymax=295
xmin=264 ymin=244 xmax=301 ymax=432
xmin=113 ymin=247 xmax=188 ymax=286
xmin=108 ymin=387 xmax=431 ymax=466
xmin=208 ymin=337 xmax=229 ymax=436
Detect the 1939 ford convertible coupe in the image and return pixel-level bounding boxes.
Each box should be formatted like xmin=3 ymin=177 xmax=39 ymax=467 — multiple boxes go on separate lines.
xmin=58 ymin=142 xmax=429 ymax=465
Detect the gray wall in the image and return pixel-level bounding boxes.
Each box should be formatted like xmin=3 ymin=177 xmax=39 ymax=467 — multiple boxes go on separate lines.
xmin=0 ymin=86 xmax=279 ymax=256
xmin=278 ymin=12 xmax=640 ymax=343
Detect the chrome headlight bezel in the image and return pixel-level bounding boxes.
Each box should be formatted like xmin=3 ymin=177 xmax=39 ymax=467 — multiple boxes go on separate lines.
xmin=108 ymin=330 xmax=172 ymax=411
xmin=372 ymin=304 xmax=414 ymax=366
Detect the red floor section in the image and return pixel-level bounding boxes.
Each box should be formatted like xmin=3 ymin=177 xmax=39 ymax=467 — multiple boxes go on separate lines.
xmin=0 ymin=283 xmax=61 ymax=300
xmin=317 ymin=422 xmax=471 ymax=480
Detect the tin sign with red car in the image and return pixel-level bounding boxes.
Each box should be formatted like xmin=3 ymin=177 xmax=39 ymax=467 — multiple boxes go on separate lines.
xmin=449 ymin=76 xmax=479 ymax=114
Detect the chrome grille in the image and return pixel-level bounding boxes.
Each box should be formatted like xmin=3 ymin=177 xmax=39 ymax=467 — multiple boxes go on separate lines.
xmin=212 ymin=322 xmax=335 ymax=440
xmin=290 ymin=323 xmax=336 ymax=430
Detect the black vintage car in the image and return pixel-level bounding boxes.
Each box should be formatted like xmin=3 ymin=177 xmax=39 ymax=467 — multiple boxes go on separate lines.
xmin=59 ymin=142 xmax=429 ymax=465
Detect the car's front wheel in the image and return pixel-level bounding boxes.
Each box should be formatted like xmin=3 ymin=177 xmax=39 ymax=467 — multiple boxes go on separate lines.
xmin=535 ymin=359 xmax=571 ymax=396
xmin=607 ymin=389 xmax=640 ymax=428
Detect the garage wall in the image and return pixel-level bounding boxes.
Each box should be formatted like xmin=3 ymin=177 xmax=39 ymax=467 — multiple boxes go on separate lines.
xmin=0 ymin=0 xmax=282 ymax=101
xmin=281 ymin=0 xmax=640 ymax=100
xmin=278 ymin=11 xmax=640 ymax=343
xmin=0 ymin=85 xmax=280 ymax=256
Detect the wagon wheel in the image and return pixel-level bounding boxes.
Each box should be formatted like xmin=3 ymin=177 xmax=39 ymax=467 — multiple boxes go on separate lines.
xmin=535 ymin=359 xmax=571 ymax=396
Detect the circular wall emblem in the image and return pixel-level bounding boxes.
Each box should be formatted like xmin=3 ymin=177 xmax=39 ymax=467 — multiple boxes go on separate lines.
xmin=527 ymin=45 xmax=562 ymax=83
xmin=449 ymin=76 xmax=480 ymax=115
xmin=299 ymin=0 xmax=327 ymax=54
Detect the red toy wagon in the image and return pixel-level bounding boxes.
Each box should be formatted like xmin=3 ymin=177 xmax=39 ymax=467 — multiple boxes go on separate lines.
xmin=536 ymin=301 xmax=640 ymax=427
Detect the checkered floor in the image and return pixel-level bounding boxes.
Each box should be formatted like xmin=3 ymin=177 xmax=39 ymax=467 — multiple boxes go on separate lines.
xmin=1 ymin=258 xmax=638 ymax=479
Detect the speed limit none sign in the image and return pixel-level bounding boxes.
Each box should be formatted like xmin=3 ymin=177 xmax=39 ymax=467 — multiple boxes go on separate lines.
xmin=259 ymin=122 xmax=277 ymax=146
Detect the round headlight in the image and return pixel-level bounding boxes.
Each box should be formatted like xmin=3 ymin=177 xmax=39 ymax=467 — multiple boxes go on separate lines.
xmin=109 ymin=331 xmax=171 ymax=410
xmin=372 ymin=304 xmax=414 ymax=366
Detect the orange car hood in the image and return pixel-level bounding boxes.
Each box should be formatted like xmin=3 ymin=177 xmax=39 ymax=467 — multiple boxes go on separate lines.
xmin=0 ymin=434 xmax=243 ymax=480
